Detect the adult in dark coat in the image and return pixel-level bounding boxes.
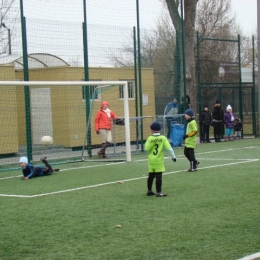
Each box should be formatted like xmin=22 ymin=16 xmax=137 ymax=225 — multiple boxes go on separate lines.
xmin=200 ymin=105 xmax=212 ymax=143
xmin=211 ymin=100 xmax=224 ymax=142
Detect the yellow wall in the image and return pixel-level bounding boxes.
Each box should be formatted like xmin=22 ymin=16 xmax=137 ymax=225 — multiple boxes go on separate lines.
xmin=0 ymin=65 xmax=19 ymax=154
xmin=14 ymin=66 xmax=155 ymax=148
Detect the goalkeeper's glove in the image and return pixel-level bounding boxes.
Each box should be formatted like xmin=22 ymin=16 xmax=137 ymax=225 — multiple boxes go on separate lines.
xmin=172 ymin=158 xmax=177 ymax=162
xmin=183 ymin=134 xmax=188 ymax=140
xmin=96 ymin=131 xmax=100 ymax=135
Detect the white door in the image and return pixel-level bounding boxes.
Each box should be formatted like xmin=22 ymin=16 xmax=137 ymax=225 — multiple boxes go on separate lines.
xmin=31 ymin=88 xmax=53 ymax=144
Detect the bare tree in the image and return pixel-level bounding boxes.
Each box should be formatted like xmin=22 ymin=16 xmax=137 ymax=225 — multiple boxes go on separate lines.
xmin=110 ymin=0 xmax=246 ymax=113
xmin=196 ymin=0 xmax=238 ymax=85
xmin=240 ymin=34 xmax=258 ymax=68
xmin=0 ymin=0 xmax=19 ymax=58
xmin=196 ymin=0 xmax=235 ymax=39
xmin=110 ymin=15 xmax=176 ymax=99
xmin=164 ymin=0 xmax=247 ymax=111
xmin=164 ymin=0 xmax=197 ymax=110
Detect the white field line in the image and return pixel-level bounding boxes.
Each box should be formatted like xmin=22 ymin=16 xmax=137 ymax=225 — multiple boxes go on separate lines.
xmin=0 ymin=162 xmax=126 ymax=180
xmin=0 ymin=157 xmax=252 ymax=180
xmin=0 ymin=145 xmax=258 ymax=181
xmin=236 ymin=252 xmax=260 ymax=260
xmin=0 ymin=158 xmax=258 ymax=198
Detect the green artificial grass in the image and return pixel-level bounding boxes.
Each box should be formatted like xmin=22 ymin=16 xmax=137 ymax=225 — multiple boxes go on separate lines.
xmin=0 ymin=138 xmax=260 ymax=260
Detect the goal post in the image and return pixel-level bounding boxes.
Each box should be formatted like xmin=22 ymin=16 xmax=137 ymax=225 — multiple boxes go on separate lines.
xmin=0 ymin=80 xmax=131 ymax=171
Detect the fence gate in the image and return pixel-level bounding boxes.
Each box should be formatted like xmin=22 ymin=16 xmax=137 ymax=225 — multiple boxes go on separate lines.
xmin=196 ymin=33 xmax=256 ymax=136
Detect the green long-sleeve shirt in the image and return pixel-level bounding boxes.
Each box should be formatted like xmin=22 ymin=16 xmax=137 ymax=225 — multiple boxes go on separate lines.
xmin=185 ymin=119 xmax=197 ymax=148
xmin=145 ymin=133 xmax=176 ymax=172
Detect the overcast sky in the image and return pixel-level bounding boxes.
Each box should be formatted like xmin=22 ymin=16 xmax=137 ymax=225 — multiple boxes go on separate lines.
xmin=1 ymin=1 xmax=257 ymax=66
xmin=231 ymin=0 xmax=257 ymax=34
xmin=22 ymin=0 xmax=257 ymax=33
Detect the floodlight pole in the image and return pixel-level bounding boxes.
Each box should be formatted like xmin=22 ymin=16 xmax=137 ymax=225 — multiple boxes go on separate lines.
xmin=136 ymin=0 xmax=144 ymax=152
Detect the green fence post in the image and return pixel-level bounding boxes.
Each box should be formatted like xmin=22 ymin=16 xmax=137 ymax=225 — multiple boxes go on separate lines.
xmin=83 ymin=0 xmax=91 ymax=157
xmin=20 ymin=0 xmax=32 ymax=162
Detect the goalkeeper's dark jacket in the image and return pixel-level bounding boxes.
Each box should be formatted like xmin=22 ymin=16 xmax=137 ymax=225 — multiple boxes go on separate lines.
xmin=22 ymin=163 xmax=44 ymax=179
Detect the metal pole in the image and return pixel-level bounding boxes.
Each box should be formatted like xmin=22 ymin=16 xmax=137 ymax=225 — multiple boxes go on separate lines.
xmin=197 ymin=31 xmax=203 ymax=139
xmin=180 ymin=0 xmax=187 ymax=109
xmin=133 ymin=26 xmax=139 ymax=149
xmin=238 ymin=35 xmax=243 ymax=124
xmin=20 ymin=0 xmax=32 ymax=162
xmin=7 ymin=28 xmax=11 ymax=55
xmin=136 ymin=0 xmax=144 ymax=152
xmin=83 ymin=0 xmax=89 ymax=82
xmin=257 ymin=0 xmax=260 ymax=135
xmin=83 ymin=0 xmax=91 ymax=156
xmin=252 ymin=35 xmax=256 ymax=136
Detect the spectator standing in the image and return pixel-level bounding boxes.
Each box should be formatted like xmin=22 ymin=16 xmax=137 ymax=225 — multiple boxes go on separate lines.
xmin=212 ymin=100 xmax=224 ymax=142
xmin=200 ymin=105 xmax=212 ymax=143
xmin=224 ymin=104 xmax=235 ymax=141
xmin=164 ymin=97 xmax=179 ymax=138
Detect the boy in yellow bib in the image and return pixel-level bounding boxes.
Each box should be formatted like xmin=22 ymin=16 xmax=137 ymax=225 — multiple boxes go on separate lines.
xmin=183 ymin=109 xmax=199 ymax=172
xmin=145 ymin=122 xmax=177 ymax=197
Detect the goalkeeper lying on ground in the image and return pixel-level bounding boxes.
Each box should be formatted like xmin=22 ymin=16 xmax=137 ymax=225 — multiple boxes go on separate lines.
xmin=18 ymin=156 xmax=59 ymax=180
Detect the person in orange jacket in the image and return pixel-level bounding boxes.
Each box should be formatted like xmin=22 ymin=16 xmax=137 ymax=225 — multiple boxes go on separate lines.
xmin=95 ymin=101 xmax=117 ymax=158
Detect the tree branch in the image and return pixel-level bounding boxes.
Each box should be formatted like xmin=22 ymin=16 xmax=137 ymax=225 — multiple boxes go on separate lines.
xmin=164 ymin=0 xmax=181 ymax=31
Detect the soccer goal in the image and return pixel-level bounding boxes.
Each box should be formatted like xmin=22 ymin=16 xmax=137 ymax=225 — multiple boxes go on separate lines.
xmin=0 ymin=80 xmax=133 ymax=171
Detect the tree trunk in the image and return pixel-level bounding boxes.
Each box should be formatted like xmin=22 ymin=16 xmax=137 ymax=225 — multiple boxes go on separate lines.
xmin=165 ymin=0 xmax=198 ymax=112
xmin=184 ymin=0 xmax=197 ymax=112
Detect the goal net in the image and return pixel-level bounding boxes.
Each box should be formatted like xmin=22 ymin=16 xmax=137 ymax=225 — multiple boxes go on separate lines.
xmin=0 ymin=80 xmax=142 ymax=171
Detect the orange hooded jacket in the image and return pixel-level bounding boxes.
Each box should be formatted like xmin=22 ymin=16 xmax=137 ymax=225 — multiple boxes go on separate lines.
xmin=95 ymin=101 xmax=117 ymax=131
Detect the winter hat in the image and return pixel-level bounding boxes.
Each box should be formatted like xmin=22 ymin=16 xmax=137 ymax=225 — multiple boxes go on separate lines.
xmin=101 ymin=101 xmax=109 ymax=108
xmin=185 ymin=109 xmax=194 ymax=118
xmin=150 ymin=122 xmax=161 ymax=131
xmin=19 ymin=156 xmax=28 ymax=164
xmin=226 ymin=105 xmax=232 ymax=110
xmin=215 ymin=99 xmax=221 ymax=104
xmin=173 ymin=97 xmax=177 ymax=101
xmin=204 ymin=105 xmax=209 ymax=109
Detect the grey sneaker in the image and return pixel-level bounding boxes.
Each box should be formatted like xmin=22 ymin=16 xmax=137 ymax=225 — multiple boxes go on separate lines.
xmin=156 ymin=192 xmax=167 ymax=197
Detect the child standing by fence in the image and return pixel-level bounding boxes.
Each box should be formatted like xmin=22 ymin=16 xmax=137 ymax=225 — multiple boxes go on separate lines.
xmin=224 ymin=105 xmax=235 ymax=141
xmin=233 ymin=118 xmax=243 ymax=140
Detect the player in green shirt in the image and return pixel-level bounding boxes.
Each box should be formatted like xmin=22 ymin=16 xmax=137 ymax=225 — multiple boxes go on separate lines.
xmin=183 ymin=109 xmax=199 ymax=172
xmin=145 ymin=122 xmax=177 ymax=197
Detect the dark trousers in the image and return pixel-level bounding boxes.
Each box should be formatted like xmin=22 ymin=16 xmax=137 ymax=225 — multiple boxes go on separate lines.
xmin=213 ymin=122 xmax=222 ymax=141
xmin=147 ymin=172 xmax=162 ymax=193
xmin=184 ymin=147 xmax=197 ymax=170
xmin=42 ymin=158 xmax=54 ymax=174
xmin=201 ymin=124 xmax=210 ymax=142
